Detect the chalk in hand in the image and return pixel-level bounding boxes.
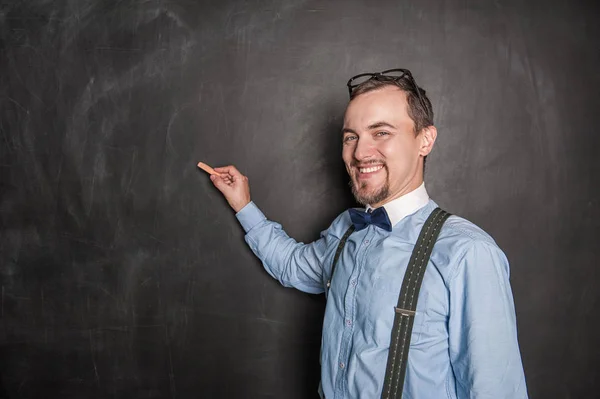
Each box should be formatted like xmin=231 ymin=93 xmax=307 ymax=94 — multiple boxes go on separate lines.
xmin=197 ymin=161 xmax=221 ymax=176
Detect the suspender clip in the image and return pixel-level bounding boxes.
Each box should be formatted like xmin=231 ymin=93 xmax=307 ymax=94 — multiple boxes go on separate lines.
xmin=394 ymin=307 xmax=416 ymax=317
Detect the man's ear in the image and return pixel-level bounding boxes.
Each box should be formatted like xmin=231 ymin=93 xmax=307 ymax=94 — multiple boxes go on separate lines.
xmin=418 ymin=126 xmax=437 ymax=157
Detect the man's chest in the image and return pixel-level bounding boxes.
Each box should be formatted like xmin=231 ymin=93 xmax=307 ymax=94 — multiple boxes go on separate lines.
xmin=325 ymin=232 xmax=451 ymax=347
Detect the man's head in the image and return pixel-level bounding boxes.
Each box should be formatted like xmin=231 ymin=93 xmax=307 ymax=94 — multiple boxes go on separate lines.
xmin=342 ymin=73 xmax=437 ymax=207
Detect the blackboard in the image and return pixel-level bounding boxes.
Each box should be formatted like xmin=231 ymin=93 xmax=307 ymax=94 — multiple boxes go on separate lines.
xmin=1 ymin=0 xmax=599 ymax=397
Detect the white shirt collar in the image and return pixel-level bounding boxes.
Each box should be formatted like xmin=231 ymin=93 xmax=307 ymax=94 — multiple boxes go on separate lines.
xmin=366 ymin=183 xmax=430 ymax=227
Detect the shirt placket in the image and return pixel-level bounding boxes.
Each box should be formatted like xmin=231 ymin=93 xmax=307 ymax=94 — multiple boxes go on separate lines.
xmin=334 ymin=227 xmax=373 ymax=398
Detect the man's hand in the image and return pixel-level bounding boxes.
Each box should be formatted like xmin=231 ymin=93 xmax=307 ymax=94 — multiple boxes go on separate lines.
xmin=210 ymin=165 xmax=251 ymax=213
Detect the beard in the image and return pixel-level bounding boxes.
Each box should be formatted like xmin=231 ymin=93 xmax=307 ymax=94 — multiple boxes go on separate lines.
xmin=349 ymin=166 xmax=390 ymax=206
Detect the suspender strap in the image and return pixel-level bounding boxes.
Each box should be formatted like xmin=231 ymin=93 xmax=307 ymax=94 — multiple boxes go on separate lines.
xmin=327 ymin=225 xmax=355 ymax=290
xmin=381 ymin=207 xmax=451 ymax=399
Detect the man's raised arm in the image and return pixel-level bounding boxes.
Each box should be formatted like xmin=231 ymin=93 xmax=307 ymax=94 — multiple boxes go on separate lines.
xmin=208 ymin=164 xmax=342 ymax=294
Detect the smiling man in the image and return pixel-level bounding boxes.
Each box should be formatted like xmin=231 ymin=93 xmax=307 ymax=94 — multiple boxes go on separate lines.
xmin=208 ymin=69 xmax=528 ymax=399
xmin=343 ymin=85 xmax=435 ymax=208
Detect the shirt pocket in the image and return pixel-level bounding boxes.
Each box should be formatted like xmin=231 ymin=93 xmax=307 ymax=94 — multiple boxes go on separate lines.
xmin=366 ymin=277 xmax=427 ymax=347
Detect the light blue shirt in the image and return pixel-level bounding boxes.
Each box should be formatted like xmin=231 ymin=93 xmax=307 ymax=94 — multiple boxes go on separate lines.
xmin=235 ymin=192 xmax=528 ymax=398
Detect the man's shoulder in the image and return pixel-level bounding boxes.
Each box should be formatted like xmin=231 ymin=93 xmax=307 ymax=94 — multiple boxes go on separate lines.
xmin=433 ymin=211 xmax=510 ymax=280
xmin=438 ymin=213 xmax=500 ymax=249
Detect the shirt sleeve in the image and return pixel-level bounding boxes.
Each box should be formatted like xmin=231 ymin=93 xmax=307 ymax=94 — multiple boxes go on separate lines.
xmin=448 ymin=240 xmax=528 ymax=399
xmin=235 ymin=201 xmax=340 ymax=294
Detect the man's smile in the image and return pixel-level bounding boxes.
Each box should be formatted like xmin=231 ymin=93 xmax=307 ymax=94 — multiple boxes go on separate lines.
xmin=359 ymin=165 xmax=384 ymax=174
xmin=354 ymin=164 xmax=385 ymax=180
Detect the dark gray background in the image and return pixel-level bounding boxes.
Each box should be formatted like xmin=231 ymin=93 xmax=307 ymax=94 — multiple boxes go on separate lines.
xmin=1 ymin=0 xmax=599 ymax=398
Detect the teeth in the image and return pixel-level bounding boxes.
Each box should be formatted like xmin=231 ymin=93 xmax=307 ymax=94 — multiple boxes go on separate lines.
xmin=359 ymin=165 xmax=383 ymax=173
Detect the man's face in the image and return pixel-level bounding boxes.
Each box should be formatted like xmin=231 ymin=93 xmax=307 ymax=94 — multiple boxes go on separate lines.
xmin=342 ymin=86 xmax=429 ymax=207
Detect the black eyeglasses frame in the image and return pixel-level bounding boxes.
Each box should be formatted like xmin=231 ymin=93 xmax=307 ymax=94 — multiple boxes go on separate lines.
xmin=346 ymin=68 xmax=428 ymax=114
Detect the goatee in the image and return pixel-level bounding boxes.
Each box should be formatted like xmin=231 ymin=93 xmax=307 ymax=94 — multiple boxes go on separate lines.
xmin=349 ymin=173 xmax=390 ymax=206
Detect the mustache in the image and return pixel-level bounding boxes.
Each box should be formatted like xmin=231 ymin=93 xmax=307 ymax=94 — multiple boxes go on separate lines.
xmin=350 ymin=160 xmax=386 ymax=168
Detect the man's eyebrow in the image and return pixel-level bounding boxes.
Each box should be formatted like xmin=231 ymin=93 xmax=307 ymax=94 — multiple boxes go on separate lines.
xmin=367 ymin=121 xmax=397 ymax=130
xmin=341 ymin=122 xmax=397 ymax=135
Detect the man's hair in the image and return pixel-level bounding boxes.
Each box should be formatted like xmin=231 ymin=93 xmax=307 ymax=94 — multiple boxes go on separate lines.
xmin=349 ymin=78 xmax=434 ymax=134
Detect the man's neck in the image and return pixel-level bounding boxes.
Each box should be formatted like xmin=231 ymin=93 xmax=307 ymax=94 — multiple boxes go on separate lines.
xmin=371 ymin=176 xmax=424 ymax=208
xmin=367 ymin=182 xmax=430 ymax=227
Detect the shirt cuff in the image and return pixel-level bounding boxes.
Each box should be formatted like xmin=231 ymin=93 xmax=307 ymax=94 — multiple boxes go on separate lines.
xmin=235 ymin=201 xmax=267 ymax=233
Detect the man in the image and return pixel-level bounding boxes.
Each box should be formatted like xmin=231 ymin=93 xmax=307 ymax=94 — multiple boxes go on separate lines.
xmin=208 ymin=69 xmax=528 ymax=398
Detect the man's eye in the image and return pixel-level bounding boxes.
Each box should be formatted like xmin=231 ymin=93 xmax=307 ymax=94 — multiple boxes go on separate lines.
xmin=343 ymin=136 xmax=357 ymax=143
xmin=375 ymin=131 xmax=390 ymax=137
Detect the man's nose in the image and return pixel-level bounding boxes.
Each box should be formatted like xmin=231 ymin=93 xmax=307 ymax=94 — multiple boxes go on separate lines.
xmin=353 ymin=138 xmax=374 ymax=161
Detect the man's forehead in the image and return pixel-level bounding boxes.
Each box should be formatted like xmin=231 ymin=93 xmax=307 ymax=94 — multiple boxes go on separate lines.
xmin=343 ymin=87 xmax=409 ymax=129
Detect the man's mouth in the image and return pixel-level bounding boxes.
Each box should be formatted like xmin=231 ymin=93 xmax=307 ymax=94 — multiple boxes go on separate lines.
xmin=353 ymin=164 xmax=385 ymax=183
xmin=358 ymin=165 xmax=384 ymax=174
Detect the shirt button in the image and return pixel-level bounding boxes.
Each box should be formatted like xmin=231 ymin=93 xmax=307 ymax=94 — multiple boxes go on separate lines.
xmin=364 ymin=240 xmax=369 ymax=245
xmin=346 ymin=319 xmax=352 ymax=326
xmin=339 ymin=362 xmax=345 ymax=369
xmin=350 ymin=279 xmax=357 ymax=286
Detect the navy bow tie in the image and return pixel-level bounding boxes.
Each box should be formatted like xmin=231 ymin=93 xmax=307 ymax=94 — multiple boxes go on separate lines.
xmin=348 ymin=207 xmax=393 ymax=232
